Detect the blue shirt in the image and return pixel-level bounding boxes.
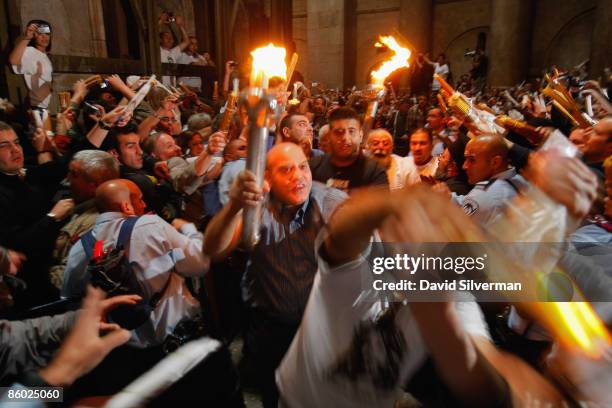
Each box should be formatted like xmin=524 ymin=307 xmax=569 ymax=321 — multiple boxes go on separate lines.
xmin=242 ymin=182 xmax=347 ymax=323
xmin=218 ymin=158 xmax=246 ymax=206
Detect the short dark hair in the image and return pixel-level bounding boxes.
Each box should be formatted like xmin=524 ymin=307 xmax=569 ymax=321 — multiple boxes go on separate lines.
xmin=279 ymin=113 xmax=301 ymax=136
xmin=0 ymin=121 xmax=13 ymax=132
xmin=27 ymin=20 xmax=52 ymax=52
xmin=412 ymin=127 xmax=433 ymax=143
xmin=104 ymin=121 xmax=139 ymax=152
xmin=328 ymin=107 xmax=361 ymax=127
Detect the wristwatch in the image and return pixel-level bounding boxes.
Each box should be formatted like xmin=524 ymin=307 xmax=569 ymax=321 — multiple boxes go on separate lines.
xmin=99 ymin=120 xmax=113 ymax=130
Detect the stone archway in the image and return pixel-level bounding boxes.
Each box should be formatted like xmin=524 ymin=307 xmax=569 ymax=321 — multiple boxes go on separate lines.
xmin=544 ymin=8 xmax=595 ymax=70
xmin=442 ymin=26 xmax=490 ymax=83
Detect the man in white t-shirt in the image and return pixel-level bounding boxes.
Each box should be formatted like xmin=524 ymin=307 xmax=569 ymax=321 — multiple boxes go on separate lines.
xmin=405 ymin=128 xmax=439 ymax=186
xmin=159 ymin=14 xmax=190 ymax=86
xmin=276 ymin=186 xmax=518 ymax=408
xmin=425 ymin=53 xmax=450 ymax=92
xmin=9 ymin=20 xmax=54 ymax=112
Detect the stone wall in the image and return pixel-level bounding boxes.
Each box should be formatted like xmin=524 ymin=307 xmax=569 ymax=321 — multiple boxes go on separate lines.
xmin=292 ymin=0 xmax=605 ymax=87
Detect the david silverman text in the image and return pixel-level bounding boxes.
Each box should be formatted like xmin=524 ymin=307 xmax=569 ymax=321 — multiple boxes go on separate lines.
xmin=373 ymin=279 xmax=522 ymax=291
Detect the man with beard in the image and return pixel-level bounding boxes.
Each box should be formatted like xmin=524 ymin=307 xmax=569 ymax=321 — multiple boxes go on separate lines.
xmin=405 ymin=128 xmax=439 ymax=186
xmin=365 ymin=129 xmax=412 ymax=190
xmin=310 ymin=107 xmax=388 ymax=194
xmin=204 ymin=143 xmax=347 ymax=407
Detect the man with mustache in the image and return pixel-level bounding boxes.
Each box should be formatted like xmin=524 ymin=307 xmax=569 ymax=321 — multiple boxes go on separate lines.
xmin=309 ymin=107 xmax=388 ymax=194
xmin=365 ymin=129 xmax=412 ymax=190
xmin=204 ymin=142 xmax=347 ymax=407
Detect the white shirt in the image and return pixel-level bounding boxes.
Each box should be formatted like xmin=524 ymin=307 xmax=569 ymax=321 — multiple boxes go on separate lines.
xmin=160 ymin=46 xmax=183 ymax=64
xmin=62 ymin=213 xmax=209 ymax=347
xmin=386 ymin=154 xmax=413 ymax=190
xmin=432 ymin=63 xmax=449 ymax=91
xmin=177 ymin=52 xmax=203 ymax=92
xmin=404 ymin=156 xmax=439 ymax=186
xmin=11 ymin=46 xmax=53 ymax=108
xmin=276 ymin=240 xmax=490 ymax=408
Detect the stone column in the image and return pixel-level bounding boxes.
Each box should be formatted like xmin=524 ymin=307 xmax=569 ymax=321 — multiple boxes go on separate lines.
xmin=589 ymin=0 xmax=612 ymax=79
xmin=488 ymin=0 xmax=534 ymax=87
xmin=398 ymin=0 xmax=433 ymax=54
xmin=306 ymin=0 xmax=344 ymax=88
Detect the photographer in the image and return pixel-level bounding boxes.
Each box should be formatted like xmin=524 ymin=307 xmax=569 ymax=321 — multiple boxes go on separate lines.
xmin=9 ymin=20 xmax=54 ymax=125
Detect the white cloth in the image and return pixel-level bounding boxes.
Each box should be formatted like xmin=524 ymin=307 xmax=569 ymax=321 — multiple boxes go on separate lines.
xmin=11 ymin=46 xmax=53 ymax=108
xmin=386 ymin=154 xmax=413 ymax=190
xmin=62 ymin=212 xmax=209 ymax=347
xmin=176 ymin=52 xmax=203 ymax=91
xmin=276 ymin=239 xmax=490 ymax=408
xmin=432 ymin=63 xmax=449 ymax=91
xmin=404 ymin=156 xmax=439 ymax=186
xmin=160 ymin=46 xmax=184 ymax=87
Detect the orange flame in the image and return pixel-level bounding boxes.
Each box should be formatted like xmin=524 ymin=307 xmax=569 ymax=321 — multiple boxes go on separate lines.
xmin=250 ymin=43 xmax=287 ymax=88
xmin=370 ymin=36 xmax=411 ymax=86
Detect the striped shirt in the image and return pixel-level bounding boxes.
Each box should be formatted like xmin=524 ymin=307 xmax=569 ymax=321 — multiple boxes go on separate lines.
xmin=242 ymin=182 xmax=347 ymax=323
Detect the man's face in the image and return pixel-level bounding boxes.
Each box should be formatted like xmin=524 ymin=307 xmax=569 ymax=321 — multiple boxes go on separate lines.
xmin=154 ymin=133 xmax=182 ymax=160
xmin=266 ymin=146 xmax=312 ymax=206
xmin=161 ymin=32 xmax=174 ymax=49
xmin=33 ymin=31 xmax=50 ymax=50
xmin=366 ymin=133 xmax=393 ymax=168
xmin=312 ymin=98 xmax=326 ymax=114
xmin=427 ymin=109 xmax=445 ymax=130
xmin=605 ymin=165 xmax=612 ymax=219
xmin=410 ymin=131 xmax=433 ymax=166
xmin=0 ymin=129 xmax=24 ymax=174
xmin=100 ymin=92 xmax=117 ymax=109
xmin=223 ymin=139 xmax=247 ymax=162
xmin=157 ymin=111 xmax=180 ymax=135
xmin=116 ymin=133 xmax=143 ymax=169
xmin=329 ymin=118 xmax=362 ymax=162
xmin=463 ymin=140 xmax=494 ymax=184
xmin=582 ymin=119 xmax=612 ymax=163
xmin=284 ymin=115 xmax=314 ymax=157
xmin=68 ymin=161 xmax=96 ymax=203
xmin=188 ymin=133 xmax=204 ymax=157
xmin=188 ymin=38 xmax=198 ymax=54
xmin=125 ymin=180 xmax=146 ymax=215
xmin=418 ymin=96 xmax=427 ymax=109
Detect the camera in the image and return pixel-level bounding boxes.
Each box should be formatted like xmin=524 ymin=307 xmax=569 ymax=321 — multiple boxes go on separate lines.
xmin=37 ymin=25 xmax=51 ymax=34
xmin=229 ymin=61 xmax=238 ymax=68
xmin=99 ymin=80 xmax=110 ymax=89
xmin=166 ymin=12 xmax=176 ymax=23
xmin=162 ymin=317 xmax=208 ymax=354
xmin=464 ymin=49 xmax=476 ymax=57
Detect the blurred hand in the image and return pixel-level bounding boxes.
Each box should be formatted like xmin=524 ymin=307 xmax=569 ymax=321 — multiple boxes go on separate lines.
xmin=49 ymin=199 xmax=75 ymax=221
xmin=101 ymin=106 xmax=127 ymax=128
xmin=523 ymin=150 xmax=598 ymax=218
xmin=38 ymin=287 xmax=132 ymax=387
xmin=162 ymin=95 xmax=179 ymax=111
xmin=24 ymin=23 xmax=37 ymax=40
xmin=171 ymin=218 xmax=189 ymax=231
xmin=31 ymin=127 xmax=47 ymax=152
xmin=154 ymin=161 xmax=170 ymax=181
xmin=225 ymin=61 xmax=236 ymax=73
xmin=106 ymin=74 xmax=126 ymax=91
xmin=7 ymin=250 xmax=26 ymax=276
xmin=72 ymin=79 xmax=88 ymax=99
xmin=175 ymin=15 xmax=184 ymax=26
xmin=206 ymin=131 xmax=227 ymax=155
xmin=228 ymin=170 xmax=269 ymax=209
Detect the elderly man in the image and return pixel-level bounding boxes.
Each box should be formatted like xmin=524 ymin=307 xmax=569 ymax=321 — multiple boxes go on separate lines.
xmin=454 ymin=134 xmax=527 ymax=226
xmin=204 ymin=143 xmax=347 ymax=407
xmin=310 ymin=107 xmax=388 ymax=193
xmin=143 ymin=130 xmax=225 ymax=225
xmin=49 ymin=150 xmax=120 ymax=289
xmin=405 ymin=128 xmax=440 ymax=186
xmin=277 ymin=113 xmax=323 ymax=159
xmin=365 ymin=129 xmax=411 ymax=190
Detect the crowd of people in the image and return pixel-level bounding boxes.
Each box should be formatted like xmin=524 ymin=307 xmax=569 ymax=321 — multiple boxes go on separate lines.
xmin=0 ymin=13 xmax=611 ymax=408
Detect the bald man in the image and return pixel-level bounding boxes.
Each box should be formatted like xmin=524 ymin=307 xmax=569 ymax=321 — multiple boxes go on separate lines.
xmin=204 ymin=142 xmax=347 ymax=407
xmin=453 ymin=135 xmax=527 ymax=225
xmin=62 ymin=179 xmax=209 ymax=346
xmin=365 ymin=129 xmax=412 ymax=190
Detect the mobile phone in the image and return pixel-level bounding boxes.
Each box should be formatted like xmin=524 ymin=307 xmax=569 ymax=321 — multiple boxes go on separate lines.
xmin=84 ymin=101 xmax=101 ymax=114
xmin=37 ymin=25 xmax=51 ymax=34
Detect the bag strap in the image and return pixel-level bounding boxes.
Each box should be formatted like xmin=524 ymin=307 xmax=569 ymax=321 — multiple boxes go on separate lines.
xmin=117 ymin=216 xmax=140 ymax=248
xmin=80 ymin=230 xmax=96 ymax=259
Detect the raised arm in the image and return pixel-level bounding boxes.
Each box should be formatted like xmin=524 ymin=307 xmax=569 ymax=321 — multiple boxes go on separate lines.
xmin=203 ymin=170 xmax=264 ymax=260
xmin=8 ymin=23 xmax=37 ymax=66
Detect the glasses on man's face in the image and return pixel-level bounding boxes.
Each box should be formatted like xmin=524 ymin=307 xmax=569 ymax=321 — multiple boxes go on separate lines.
xmin=160 ymin=116 xmax=177 ymax=123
